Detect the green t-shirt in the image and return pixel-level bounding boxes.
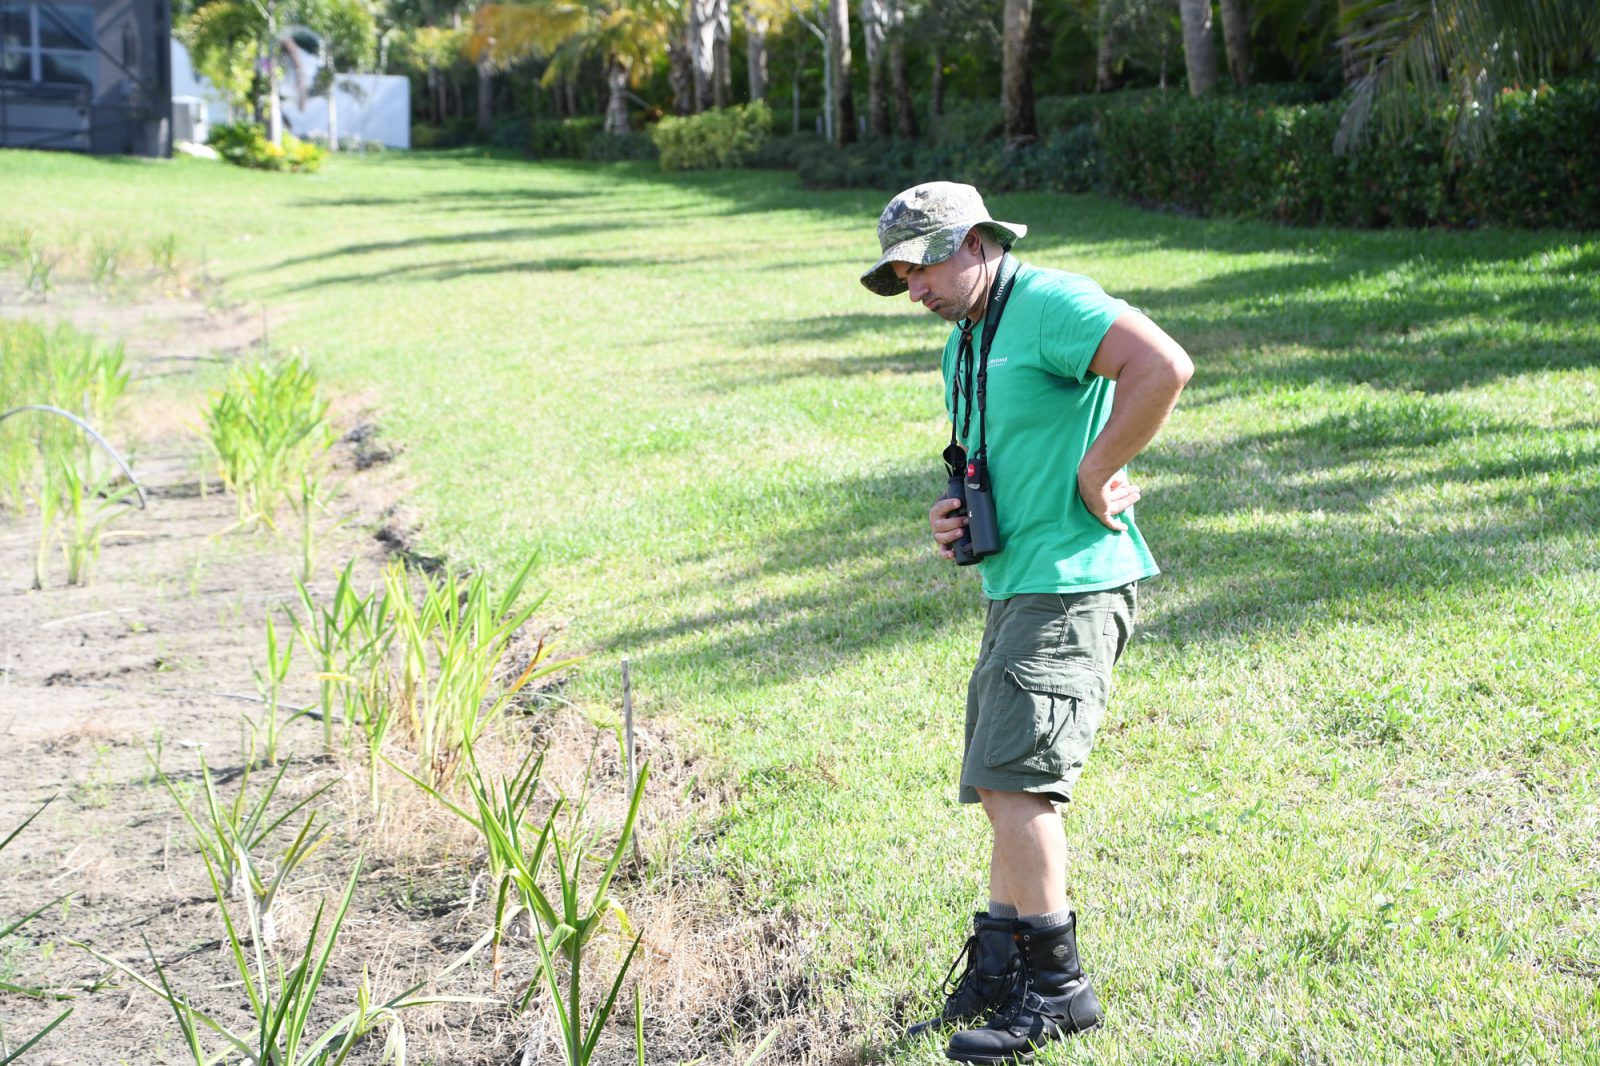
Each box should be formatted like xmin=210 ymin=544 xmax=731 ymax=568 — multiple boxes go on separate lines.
xmin=940 ymin=262 xmax=1161 ymax=599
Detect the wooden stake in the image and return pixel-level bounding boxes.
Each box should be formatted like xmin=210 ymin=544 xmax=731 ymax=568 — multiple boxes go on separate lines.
xmin=622 ymin=657 xmax=644 ymax=868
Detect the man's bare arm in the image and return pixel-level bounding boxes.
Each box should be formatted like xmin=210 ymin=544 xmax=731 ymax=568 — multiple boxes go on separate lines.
xmin=1077 ymin=311 xmax=1193 ymax=532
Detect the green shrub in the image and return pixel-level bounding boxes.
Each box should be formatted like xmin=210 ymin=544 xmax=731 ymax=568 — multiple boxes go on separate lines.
xmin=529 ymin=117 xmax=603 ymax=159
xmin=794 ymin=81 xmax=1600 ymax=230
xmin=586 ymin=130 xmax=657 ymax=161
xmin=746 ymin=132 xmax=826 ymax=170
xmin=1099 ymin=83 xmax=1600 ymax=228
xmin=929 ymin=100 xmax=1002 ymax=146
xmin=652 ymin=101 xmax=773 ymax=170
xmin=411 ymin=119 xmax=476 ymax=150
xmin=1460 ymin=81 xmax=1600 ymax=229
xmin=489 ymin=114 xmax=528 ymax=150
xmin=207 ymin=122 xmax=326 ymax=173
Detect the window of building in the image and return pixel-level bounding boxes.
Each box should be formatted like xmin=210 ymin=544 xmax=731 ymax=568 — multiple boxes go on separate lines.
xmin=0 ymin=2 xmax=95 ymax=88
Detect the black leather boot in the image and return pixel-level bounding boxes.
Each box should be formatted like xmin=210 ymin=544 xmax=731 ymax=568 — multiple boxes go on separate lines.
xmin=944 ymin=912 xmax=1102 ymax=1063
xmin=907 ymin=913 xmax=1020 ymax=1037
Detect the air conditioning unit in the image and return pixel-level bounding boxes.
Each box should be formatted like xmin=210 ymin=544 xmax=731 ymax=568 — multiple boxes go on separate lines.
xmin=172 ymin=95 xmax=208 ymax=144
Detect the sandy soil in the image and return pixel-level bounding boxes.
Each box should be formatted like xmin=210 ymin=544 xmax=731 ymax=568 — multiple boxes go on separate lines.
xmin=0 ymin=280 xmax=823 ymax=1065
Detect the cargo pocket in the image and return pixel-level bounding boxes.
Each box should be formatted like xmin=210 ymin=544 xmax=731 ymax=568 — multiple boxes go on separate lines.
xmin=982 ymin=656 xmax=1107 ymax=775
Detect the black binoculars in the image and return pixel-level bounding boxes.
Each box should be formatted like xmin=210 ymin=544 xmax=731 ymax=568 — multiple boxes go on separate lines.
xmin=942 ymin=454 xmax=1000 ymax=566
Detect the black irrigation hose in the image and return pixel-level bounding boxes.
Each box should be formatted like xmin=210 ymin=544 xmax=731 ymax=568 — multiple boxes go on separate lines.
xmin=0 ymin=405 xmax=148 ymax=509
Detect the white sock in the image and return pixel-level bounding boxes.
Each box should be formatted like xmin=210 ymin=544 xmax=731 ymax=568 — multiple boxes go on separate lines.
xmin=1020 ymin=907 xmax=1072 ymax=930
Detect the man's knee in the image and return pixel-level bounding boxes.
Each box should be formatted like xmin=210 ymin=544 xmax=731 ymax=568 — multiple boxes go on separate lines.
xmin=976 ymin=787 xmax=1057 ymax=819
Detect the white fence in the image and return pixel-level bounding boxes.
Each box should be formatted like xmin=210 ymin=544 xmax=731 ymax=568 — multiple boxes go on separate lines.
xmin=168 ymin=38 xmax=411 ymax=150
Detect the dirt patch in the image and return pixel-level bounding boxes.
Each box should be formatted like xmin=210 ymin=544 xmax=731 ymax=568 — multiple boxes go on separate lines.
xmin=0 ymin=281 xmax=830 ymax=1065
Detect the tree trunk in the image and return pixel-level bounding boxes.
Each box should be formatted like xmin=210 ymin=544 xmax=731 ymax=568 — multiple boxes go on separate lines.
xmin=1095 ymin=0 xmax=1119 ymax=91
xmin=887 ymin=0 xmax=916 ymax=139
xmin=266 ymin=2 xmax=282 ymax=146
xmin=828 ymin=0 xmax=855 ymax=142
xmin=1178 ymin=0 xmax=1217 ymax=97
xmin=745 ymin=8 xmax=769 ymax=102
xmin=860 ymin=0 xmax=888 ymax=138
xmin=477 ymin=57 xmax=495 ymax=135
xmin=564 ymin=78 xmax=577 ymax=117
xmin=1218 ymin=0 xmax=1250 ymax=86
xmin=669 ymin=33 xmax=693 ymax=114
xmin=712 ymin=0 xmax=731 ymax=108
xmin=268 ymin=80 xmax=282 ymax=145
xmin=689 ymin=0 xmax=716 ymax=111
xmin=604 ymin=59 xmax=631 ymax=133
xmin=792 ymin=34 xmax=803 ymax=132
xmin=1001 ymin=0 xmax=1036 ymax=145
xmin=797 ymin=9 xmax=832 ymax=140
xmin=327 ymin=72 xmax=338 ymax=150
xmin=930 ymin=44 xmax=943 ymax=119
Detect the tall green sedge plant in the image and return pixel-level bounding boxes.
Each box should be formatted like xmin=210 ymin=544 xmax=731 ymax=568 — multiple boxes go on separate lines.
xmin=294 ymin=563 xmax=391 ymax=756
xmin=289 ymin=467 xmax=339 ymax=585
xmin=23 ymin=462 xmax=61 ymax=592
xmin=1 ymin=320 xmax=128 ymax=515
xmin=0 ymin=799 xmax=72 ymax=1063
xmin=18 ymin=231 xmax=54 ymax=300
xmin=54 ymin=455 xmax=136 ymax=586
xmin=248 ymin=610 xmax=300 ymax=765
xmin=513 ymin=763 xmax=650 ymax=1066
xmin=153 ymin=755 xmax=332 ymax=948
xmin=202 ymin=359 xmax=331 ymax=530
xmin=385 ymin=556 xmax=572 ymax=789
xmin=388 ymin=742 xmax=548 ymax=987
xmin=80 ymin=854 xmax=482 ymax=1066
xmin=396 ymin=727 xmax=649 ymax=1066
xmin=88 ymin=235 xmax=125 ymax=291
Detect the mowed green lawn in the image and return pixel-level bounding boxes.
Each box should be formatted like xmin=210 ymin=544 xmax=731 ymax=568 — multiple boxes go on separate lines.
xmin=3 ymin=148 xmax=1598 ymax=1063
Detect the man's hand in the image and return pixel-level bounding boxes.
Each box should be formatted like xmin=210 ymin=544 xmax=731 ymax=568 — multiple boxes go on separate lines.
xmin=1077 ymin=467 xmax=1141 ymax=532
xmin=930 ymin=497 xmax=968 ymax=560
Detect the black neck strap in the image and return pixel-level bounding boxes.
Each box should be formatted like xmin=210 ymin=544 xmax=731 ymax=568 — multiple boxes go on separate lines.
xmin=946 ymin=253 xmax=1019 ymax=475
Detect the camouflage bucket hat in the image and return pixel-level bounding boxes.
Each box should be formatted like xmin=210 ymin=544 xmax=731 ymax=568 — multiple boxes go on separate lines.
xmin=860 ymin=181 xmax=1027 ymax=297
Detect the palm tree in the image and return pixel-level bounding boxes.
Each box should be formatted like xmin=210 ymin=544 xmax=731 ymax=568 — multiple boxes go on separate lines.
xmin=1001 ymin=0 xmax=1036 ymax=144
xmin=1337 ymin=0 xmax=1600 ymax=157
xmin=828 ymin=0 xmax=856 ymax=142
xmin=885 ymin=0 xmax=916 ymax=137
xmin=306 ymin=0 xmax=378 ymax=149
xmin=183 ymin=0 xmax=315 ymax=144
xmin=860 ymin=0 xmax=888 ymax=138
xmin=1177 ymin=0 xmax=1216 ymax=96
xmin=741 ymin=0 xmax=790 ymax=103
xmin=470 ymin=0 xmax=672 ymax=133
xmin=182 ymin=0 xmax=259 ymax=119
xmin=1218 ymin=0 xmax=1250 ymax=85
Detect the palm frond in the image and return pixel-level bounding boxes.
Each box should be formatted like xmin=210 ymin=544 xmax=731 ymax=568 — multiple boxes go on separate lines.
xmin=1337 ymin=0 xmax=1600 ymax=157
xmin=472 ymin=2 xmax=591 ymax=65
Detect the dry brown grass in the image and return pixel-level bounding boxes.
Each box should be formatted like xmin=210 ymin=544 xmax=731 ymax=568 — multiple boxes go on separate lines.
xmin=0 ymin=269 xmax=833 ymax=1065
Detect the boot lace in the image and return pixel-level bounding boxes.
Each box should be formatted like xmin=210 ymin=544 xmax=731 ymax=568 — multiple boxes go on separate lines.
xmin=939 ymin=934 xmax=980 ymax=1001
xmin=989 ymin=951 xmax=1035 ymax=1029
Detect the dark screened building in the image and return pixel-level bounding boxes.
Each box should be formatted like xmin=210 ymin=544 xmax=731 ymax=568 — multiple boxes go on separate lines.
xmin=1 ymin=0 xmax=171 ymax=156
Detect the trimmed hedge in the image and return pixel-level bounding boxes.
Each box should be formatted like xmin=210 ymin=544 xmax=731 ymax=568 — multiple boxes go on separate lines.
xmin=793 ymin=82 xmax=1600 ymax=230
xmin=651 ymin=102 xmax=772 ymax=170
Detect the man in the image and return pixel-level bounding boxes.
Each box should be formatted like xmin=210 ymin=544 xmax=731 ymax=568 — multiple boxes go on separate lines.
xmin=860 ymin=182 xmax=1191 ymax=1063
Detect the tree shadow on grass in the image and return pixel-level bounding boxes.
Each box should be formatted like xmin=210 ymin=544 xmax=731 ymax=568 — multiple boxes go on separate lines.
xmin=603 ymin=466 xmax=970 ymax=696
xmin=263 ymin=220 xmax=635 ymax=272
xmin=298 ymin=187 xmax=597 ymax=210
xmin=603 ymin=397 xmax=1598 ymax=696
xmin=278 ymin=250 xmax=719 ymax=290
xmin=1122 ymin=258 xmax=1599 ymax=395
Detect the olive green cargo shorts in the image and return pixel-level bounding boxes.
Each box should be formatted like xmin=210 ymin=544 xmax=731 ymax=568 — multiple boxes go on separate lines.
xmin=960 ymin=584 xmax=1137 ymax=805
